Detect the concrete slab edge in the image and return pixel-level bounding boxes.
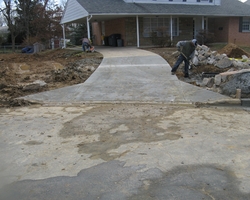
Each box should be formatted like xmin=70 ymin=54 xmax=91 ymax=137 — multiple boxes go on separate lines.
xmin=19 ymin=98 xmax=242 ymax=108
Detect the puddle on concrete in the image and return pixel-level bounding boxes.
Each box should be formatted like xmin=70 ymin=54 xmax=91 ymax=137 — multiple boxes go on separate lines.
xmin=59 ymin=104 xmax=182 ymax=161
xmin=0 ymin=162 xmax=248 ymax=200
xmin=130 ymin=164 xmax=248 ymax=200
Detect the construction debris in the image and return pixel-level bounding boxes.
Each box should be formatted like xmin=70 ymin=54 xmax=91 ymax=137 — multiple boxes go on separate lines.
xmin=192 ymin=43 xmax=250 ymax=98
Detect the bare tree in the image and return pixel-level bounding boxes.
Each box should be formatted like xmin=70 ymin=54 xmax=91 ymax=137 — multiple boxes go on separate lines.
xmin=25 ymin=0 xmax=63 ymax=46
xmin=1 ymin=0 xmax=63 ymax=50
xmin=60 ymin=0 xmax=67 ymax=9
xmin=0 ymin=12 xmax=6 ymax=26
xmin=0 ymin=0 xmax=19 ymax=51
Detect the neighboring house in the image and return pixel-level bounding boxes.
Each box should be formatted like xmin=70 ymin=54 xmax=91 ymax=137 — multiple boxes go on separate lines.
xmin=60 ymin=0 xmax=250 ymax=47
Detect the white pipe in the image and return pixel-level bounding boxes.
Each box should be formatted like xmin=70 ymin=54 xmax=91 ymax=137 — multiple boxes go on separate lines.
xmin=62 ymin=24 xmax=66 ymax=48
xmin=136 ymin=15 xmax=139 ymax=47
xmin=87 ymin=15 xmax=93 ymax=39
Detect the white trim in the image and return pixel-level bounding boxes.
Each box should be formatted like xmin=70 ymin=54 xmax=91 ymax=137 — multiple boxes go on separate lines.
xmin=60 ymin=0 xmax=89 ymax=24
xmin=123 ymin=0 xmax=221 ymax=5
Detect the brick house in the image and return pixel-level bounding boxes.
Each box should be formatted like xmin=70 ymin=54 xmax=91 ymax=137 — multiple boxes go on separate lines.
xmin=60 ymin=0 xmax=250 ymax=47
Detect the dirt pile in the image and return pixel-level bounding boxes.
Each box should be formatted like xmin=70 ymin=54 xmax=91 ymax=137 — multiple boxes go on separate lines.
xmin=0 ymin=49 xmax=103 ymax=107
xmin=218 ymin=43 xmax=250 ymax=58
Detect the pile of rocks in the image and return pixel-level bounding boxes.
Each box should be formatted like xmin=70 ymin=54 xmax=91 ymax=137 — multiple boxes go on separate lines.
xmin=192 ymin=44 xmax=250 ymax=98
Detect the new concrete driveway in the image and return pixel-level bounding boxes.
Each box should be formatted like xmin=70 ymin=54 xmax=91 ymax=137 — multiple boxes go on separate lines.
xmin=21 ymin=47 xmax=236 ymax=105
xmin=0 ymin=47 xmax=249 ymax=200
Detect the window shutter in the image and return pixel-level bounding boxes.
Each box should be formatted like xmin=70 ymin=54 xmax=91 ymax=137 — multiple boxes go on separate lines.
xmin=239 ymin=17 xmax=243 ymax=32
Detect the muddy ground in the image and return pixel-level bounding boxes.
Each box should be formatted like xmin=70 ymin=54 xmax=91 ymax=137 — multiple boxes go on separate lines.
xmin=0 ymin=44 xmax=248 ymax=107
xmin=0 ymin=49 xmax=103 ymax=107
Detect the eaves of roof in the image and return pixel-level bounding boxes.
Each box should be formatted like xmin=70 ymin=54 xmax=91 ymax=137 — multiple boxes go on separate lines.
xmin=76 ymin=0 xmax=250 ymax=17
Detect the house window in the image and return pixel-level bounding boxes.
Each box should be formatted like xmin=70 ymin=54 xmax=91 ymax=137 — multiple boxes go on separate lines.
xmin=143 ymin=17 xmax=178 ymax=37
xmin=242 ymin=17 xmax=250 ymax=32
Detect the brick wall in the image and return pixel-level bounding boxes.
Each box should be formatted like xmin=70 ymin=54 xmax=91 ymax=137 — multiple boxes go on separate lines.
xmin=91 ymin=18 xmax=126 ymax=46
xmin=228 ymin=17 xmax=250 ymax=46
xmin=105 ymin=18 xmax=126 ymax=43
xmin=209 ymin=17 xmax=250 ymax=46
xmin=209 ymin=17 xmax=229 ymax=43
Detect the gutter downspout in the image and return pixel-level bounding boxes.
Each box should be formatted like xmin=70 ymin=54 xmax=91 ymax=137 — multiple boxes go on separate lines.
xmin=87 ymin=15 xmax=93 ymax=39
xmin=136 ymin=15 xmax=140 ymax=48
xmin=62 ymin=24 xmax=66 ymax=48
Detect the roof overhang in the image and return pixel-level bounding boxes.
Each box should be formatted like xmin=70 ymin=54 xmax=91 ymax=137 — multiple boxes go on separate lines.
xmin=68 ymin=13 xmax=250 ymax=24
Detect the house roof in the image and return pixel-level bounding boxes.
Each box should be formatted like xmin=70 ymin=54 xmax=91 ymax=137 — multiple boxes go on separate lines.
xmin=245 ymin=0 xmax=250 ymax=5
xmin=61 ymin=0 xmax=250 ymax=24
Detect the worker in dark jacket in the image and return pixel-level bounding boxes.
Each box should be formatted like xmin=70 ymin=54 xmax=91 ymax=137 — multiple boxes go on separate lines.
xmin=171 ymin=39 xmax=197 ymax=78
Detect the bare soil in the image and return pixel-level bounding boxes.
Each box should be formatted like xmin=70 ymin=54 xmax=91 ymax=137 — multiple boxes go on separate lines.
xmin=0 ymin=49 xmax=103 ymax=107
xmin=0 ymin=44 xmax=248 ymax=107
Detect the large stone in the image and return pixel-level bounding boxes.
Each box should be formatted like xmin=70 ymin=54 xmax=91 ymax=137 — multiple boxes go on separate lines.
xmin=201 ymin=77 xmax=214 ymax=88
xmin=201 ymin=78 xmax=210 ymax=87
xmin=242 ymin=55 xmax=249 ymax=60
xmin=204 ymin=52 xmax=210 ymax=58
xmin=207 ymin=77 xmax=214 ymax=88
xmin=220 ymin=72 xmax=250 ymax=98
xmin=215 ymin=57 xmax=233 ymax=69
xmin=221 ymin=75 xmax=228 ymax=83
xmin=22 ymin=80 xmax=47 ymax=91
xmin=214 ymin=74 xmax=221 ymax=86
xmin=214 ymin=54 xmax=227 ymax=61
xmin=207 ymin=57 xmax=216 ymax=65
xmin=211 ymin=51 xmax=218 ymax=56
xmin=242 ymin=63 xmax=250 ymax=69
xmin=232 ymin=60 xmax=244 ymax=68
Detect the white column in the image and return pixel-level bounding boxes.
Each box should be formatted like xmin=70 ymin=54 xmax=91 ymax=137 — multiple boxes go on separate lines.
xmin=202 ymin=16 xmax=205 ymax=30
xmin=170 ymin=15 xmax=173 ymax=42
xmin=87 ymin=15 xmax=92 ymax=39
xmin=87 ymin=18 xmax=90 ymax=39
xmin=136 ymin=15 xmax=140 ymax=48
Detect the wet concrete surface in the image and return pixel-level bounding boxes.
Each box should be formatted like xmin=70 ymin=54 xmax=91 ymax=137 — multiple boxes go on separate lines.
xmin=1 ymin=161 xmax=249 ymax=200
xmin=1 ymin=104 xmax=250 ymax=199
